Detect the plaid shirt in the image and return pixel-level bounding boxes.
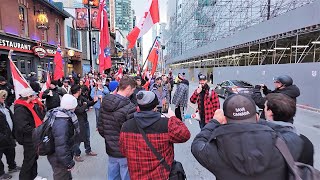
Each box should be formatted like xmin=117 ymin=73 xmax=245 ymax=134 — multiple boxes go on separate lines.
xmin=119 ymin=116 xmax=190 ymax=180
xmin=190 ymin=88 xmax=220 ymax=124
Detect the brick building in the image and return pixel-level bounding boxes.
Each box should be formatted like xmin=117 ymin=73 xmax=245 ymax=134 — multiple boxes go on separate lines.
xmin=0 ymin=0 xmax=70 ymax=80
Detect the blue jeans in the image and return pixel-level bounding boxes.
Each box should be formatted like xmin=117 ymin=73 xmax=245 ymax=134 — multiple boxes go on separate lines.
xmin=73 ymin=122 xmax=91 ymax=155
xmin=107 ymin=157 xmax=130 ymax=180
xmin=95 ymin=108 xmax=100 ymax=128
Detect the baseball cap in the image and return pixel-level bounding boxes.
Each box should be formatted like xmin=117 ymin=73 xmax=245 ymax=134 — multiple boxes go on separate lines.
xmin=223 ymin=94 xmax=257 ymax=123
xmin=199 ymin=74 xmax=207 ymax=80
xmin=19 ymin=88 xmax=37 ymax=98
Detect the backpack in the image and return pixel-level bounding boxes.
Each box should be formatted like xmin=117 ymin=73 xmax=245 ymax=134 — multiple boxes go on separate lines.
xmin=32 ymin=110 xmax=56 ymax=156
xmin=275 ymin=137 xmax=320 ymax=180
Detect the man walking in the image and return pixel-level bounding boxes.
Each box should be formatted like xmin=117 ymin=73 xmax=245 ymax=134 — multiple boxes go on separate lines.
xmin=98 ymin=76 xmax=136 ymax=180
xmin=71 ymin=85 xmax=98 ymax=162
xmin=47 ymin=94 xmax=80 ymax=180
xmin=13 ymin=88 xmax=46 ymax=180
xmin=190 ymin=74 xmax=220 ymax=128
xmin=61 ymin=79 xmax=71 ymax=95
xmin=191 ymin=94 xmax=302 ymax=180
xmin=120 ymin=91 xmax=190 ymax=179
xmin=0 ymin=90 xmax=20 ymax=180
xmin=91 ymin=79 xmax=109 ymax=128
xmin=172 ymin=75 xmax=189 ymax=121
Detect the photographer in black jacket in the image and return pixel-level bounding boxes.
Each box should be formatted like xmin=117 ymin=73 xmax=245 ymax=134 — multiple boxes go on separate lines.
xmin=251 ymin=75 xmax=300 ymax=121
xmin=42 ymin=81 xmax=64 ymax=111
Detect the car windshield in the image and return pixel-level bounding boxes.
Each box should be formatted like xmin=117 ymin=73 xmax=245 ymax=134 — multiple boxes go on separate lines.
xmin=231 ymin=80 xmax=253 ymax=87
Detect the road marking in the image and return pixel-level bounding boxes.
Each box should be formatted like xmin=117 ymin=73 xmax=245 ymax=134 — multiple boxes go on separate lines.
xmin=189 ymin=119 xmax=192 ymax=124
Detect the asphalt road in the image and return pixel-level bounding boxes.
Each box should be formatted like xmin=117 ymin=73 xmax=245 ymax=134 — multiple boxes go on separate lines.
xmin=4 ymin=83 xmax=320 ymax=179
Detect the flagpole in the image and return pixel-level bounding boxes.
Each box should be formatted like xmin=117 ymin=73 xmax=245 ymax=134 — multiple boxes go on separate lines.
xmin=140 ymin=36 xmax=159 ymax=76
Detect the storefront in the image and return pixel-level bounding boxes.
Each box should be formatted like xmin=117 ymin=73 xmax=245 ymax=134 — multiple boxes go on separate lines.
xmin=0 ymin=33 xmax=58 ymax=80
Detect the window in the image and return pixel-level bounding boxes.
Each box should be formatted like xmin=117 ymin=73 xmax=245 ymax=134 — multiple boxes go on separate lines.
xmin=42 ymin=29 xmax=48 ymax=42
xmin=0 ymin=7 xmax=2 ymax=30
xmin=55 ymin=23 xmax=61 ymax=44
xmin=19 ymin=5 xmax=29 ymax=37
xmin=67 ymin=26 xmax=80 ymax=49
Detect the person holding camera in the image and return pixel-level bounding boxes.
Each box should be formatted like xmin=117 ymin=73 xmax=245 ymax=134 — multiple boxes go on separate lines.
xmin=251 ymin=75 xmax=300 ymax=121
xmin=119 ymin=91 xmax=190 ymax=180
xmin=190 ymin=74 xmax=220 ymax=129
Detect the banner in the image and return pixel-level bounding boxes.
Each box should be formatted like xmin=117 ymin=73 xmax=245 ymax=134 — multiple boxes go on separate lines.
xmin=109 ymin=0 xmax=116 ymax=33
xmin=91 ymin=8 xmax=99 ymax=30
xmin=75 ymin=8 xmax=88 ymax=30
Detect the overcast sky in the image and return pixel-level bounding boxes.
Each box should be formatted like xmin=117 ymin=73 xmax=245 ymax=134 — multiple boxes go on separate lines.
xmin=132 ymin=0 xmax=167 ymax=60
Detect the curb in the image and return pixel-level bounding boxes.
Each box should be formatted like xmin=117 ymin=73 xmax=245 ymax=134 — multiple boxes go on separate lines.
xmin=297 ymin=104 xmax=320 ymax=113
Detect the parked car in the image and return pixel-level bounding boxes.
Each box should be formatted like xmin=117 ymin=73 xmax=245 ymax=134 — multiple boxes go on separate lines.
xmin=214 ymin=80 xmax=254 ymax=98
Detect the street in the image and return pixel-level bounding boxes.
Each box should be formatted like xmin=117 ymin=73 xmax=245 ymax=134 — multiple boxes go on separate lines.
xmin=4 ymin=83 xmax=320 ymax=180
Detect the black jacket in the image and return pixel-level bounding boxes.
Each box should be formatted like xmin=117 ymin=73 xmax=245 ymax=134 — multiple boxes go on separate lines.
xmin=74 ymin=95 xmax=96 ymax=142
xmin=42 ymin=87 xmax=63 ymax=110
xmin=98 ymin=94 xmax=136 ymax=158
xmin=0 ymin=83 xmax=14 ymax=107
xmin=259 ymin=120 xmax=313 ymax=166
xmin=191 ymin=120 xmax=299 ymax=180
xmin=0 ymin=105 xmax=15 ymax=149
xmin=251 ymin=85 xmax=300 ymax=120
xmin=47 ymin=111 xmax=76 ymax=169
xmin=13 ymin=104 xmax=35 ymax=145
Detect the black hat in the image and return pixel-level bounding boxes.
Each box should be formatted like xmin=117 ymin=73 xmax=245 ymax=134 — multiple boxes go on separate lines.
xmin=0 ymin=76 xmax=6 ymax=82
xmin=51 ymin=80 xmax=58 ymax=86
xmin=273 ymin=75 xmax=293 ymax=86
xmin=136 ymin=91 xmax=159 ymax=111
xmin=223 ymin=94 xmax=257 ymax=123
xmin=134 ymin=76 xmax=142 ymax=80
xmin=199 ymin=74 xmax=207 ymax=80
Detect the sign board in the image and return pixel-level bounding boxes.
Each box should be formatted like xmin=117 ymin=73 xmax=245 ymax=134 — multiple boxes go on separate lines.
xmin=91 ymin=8 xmax=99 ymax=30
xmin=75 ymin=8 xmax=88 ymax=30
xmin=109 ymin=0 xmax=116 ymax=33
xmin=33 ymin=45 xmax=47 ymax=58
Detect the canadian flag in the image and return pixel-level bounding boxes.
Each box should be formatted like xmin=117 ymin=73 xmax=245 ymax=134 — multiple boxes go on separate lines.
xmin=9 ymin=59 xmax=30 ymax=99
xmin=115 ymin=66 xmax=123 ymax=82
xmin=147 ymin=38 xmax=160 ymax=76
xmin=127 ymin=0 xmax=159 ymax=49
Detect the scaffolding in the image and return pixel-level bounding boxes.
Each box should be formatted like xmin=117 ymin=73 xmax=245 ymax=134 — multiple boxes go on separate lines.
xmin=166 ymin=0 xmax=316 ymax=60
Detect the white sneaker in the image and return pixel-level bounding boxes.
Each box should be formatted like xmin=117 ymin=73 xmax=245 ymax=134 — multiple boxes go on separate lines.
xmin=34 ymin=176 xmax=47 ymax=180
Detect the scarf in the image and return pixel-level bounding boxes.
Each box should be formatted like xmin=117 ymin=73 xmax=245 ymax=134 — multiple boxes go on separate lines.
xmin=44 ymin=108 xmax=80 ymax=135
xmin=14 ymin=99 xmax=42 ymax=128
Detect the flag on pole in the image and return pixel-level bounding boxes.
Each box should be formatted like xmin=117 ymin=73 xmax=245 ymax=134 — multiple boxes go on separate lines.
xmin=98 ymin=0 xmax=112 ymax=73
xmin=54 ymin=46 xmax=64 ymax=81
xmin=8 ymin=52 xmax=30 ymax=99
xmin=115 ymin=66 xmax=123 ymax=82
xmin=147 ymin=38 xmax=160 ymax=76
xmin=39 ymin=62 xmax=51 ymax=99
xmin=127 ymin=0 xmax=159 ymax=49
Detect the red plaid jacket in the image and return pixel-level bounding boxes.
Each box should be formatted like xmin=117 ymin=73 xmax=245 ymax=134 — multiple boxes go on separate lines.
xmin=120 ymin=115 xmax=190 ymax=180
xmin=190 ymin=87 xmax=220 ymax=124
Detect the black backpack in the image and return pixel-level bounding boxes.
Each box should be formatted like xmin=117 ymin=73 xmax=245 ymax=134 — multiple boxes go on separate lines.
xmin=32 ymin=110 xmax=56 ymax=156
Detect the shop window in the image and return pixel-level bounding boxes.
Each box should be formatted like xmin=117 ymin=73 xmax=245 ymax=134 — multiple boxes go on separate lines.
xmin=20 ymin=60 xmax=26 ymax=75
xmin=27 ymin=60 xmax=32 ymax=73
xmin=67 ymin=26 xmax=79 ymax=49
xmin=19 ymin=5 xmax=29 ymax=37
xmin=55 ymin=19 xmax=61 ymax=44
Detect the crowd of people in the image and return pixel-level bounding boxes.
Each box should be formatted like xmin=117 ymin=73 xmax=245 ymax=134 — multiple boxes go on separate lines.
xmin=0 ymin=68 xmax=317 ymax=180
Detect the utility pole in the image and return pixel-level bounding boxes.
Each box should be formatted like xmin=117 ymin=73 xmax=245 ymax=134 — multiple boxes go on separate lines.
xmin=88 ymin=4 xmax=93 ymax=68
xmin=267 ymin=0 xmax=271 ymax=20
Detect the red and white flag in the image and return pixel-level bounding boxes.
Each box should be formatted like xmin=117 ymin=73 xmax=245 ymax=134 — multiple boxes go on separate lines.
xmin=147 ymin=38 xmax=160 ymax=76
xmin=9 ymin=58 xmax=30 ymax=99
xmin=115 ymin=66 xmax=123 ymax=82
xmin=127 ymin=0 xmax=159 ymax=49
xmin=39 ymin=73 xmax=51 ymax=99
xmin=98 ymin=0 xmax=112 ymax=73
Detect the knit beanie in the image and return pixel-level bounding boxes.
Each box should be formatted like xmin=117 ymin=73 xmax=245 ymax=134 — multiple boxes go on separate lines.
xmin=109 ymin=81 xmax=119 ymax=92
xmin=137 ymin=91 xmax=159 ymax=111
xmin=60 ymin=94 xmax=78 ymax=110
